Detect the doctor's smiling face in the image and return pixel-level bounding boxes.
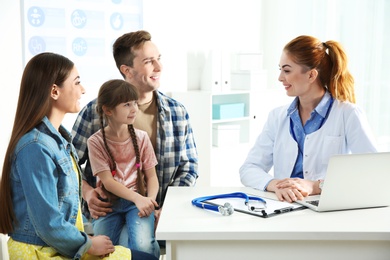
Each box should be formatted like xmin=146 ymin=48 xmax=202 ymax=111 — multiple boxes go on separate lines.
xmin=278 ymin=51 xmax=314 ymax=98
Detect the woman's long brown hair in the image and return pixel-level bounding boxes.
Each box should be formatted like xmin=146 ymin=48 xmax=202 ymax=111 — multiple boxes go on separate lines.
xmin=0 ymin=52 xmax=74 ymax=234
xmin=284 ymin=35 xmax=355 ymax=103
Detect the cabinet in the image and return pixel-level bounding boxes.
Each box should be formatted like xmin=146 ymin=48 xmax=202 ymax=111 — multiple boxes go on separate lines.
xmin=173 ymin=51 xmax=293 ymax=187
xmin=171 ymin=90 xmax=261 ymax=187
xmin=171 ymin=88 xmax=292 ymax=187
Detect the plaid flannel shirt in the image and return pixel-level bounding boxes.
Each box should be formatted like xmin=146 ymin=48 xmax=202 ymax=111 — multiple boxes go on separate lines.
xmin=71 ymin=90 xmax=198 ymax=217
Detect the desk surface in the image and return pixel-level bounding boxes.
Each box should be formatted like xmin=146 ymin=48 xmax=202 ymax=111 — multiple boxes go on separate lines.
xmin=156 ymin=186 xmax=390 ymax=241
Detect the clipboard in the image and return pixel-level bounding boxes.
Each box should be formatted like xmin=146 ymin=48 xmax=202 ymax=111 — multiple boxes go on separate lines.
xmin=204 ymin=193 xmax=307 ymax=218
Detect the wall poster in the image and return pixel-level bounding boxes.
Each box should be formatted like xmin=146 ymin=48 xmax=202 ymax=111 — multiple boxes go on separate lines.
xmin=21 ymin=0 xmax=143 ymax=128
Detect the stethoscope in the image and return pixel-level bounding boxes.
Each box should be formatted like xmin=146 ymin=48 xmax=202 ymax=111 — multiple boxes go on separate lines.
xmin=191 ymin=192 xmax=267 ymax=216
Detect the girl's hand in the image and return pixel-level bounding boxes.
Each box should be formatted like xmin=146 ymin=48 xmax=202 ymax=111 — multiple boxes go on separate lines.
xmin=87 ymin=235 xmax=115 ymax=257
xmin=134 ymin=195 xmax=159 ymax=217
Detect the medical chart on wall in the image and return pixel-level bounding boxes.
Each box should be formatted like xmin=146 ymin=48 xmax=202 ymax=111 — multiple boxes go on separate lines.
xmin=21 ymin=0 xmax=143 ymax=129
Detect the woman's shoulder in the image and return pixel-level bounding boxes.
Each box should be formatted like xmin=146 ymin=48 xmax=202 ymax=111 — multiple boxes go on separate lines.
xmin=16 ymin=127 xmax=56 ymax=153
xmin=329 ymin=100 xmax=370 ymax=125
xmin=269 ymin=103 xmax=290 ymax=117
xmin=332 ymin=99 xmax=361 ymax=113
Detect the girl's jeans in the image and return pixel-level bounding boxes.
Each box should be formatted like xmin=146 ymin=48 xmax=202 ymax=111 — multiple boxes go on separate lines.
xmin=92 ymin=198 xmax=160 ymax=258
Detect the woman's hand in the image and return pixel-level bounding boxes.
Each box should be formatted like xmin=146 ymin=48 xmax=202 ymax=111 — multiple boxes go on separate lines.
xmin=267 ymin=178 xmax=318 ymax=202
xmin=88 ymin=235 xmax=115 ymax=257
xmin=266 ymin=178 xmax=308 ymax=202
xmin=274 ymin=187 xmax=303 ymax=203
xmin=276 ymin=178 xmax=319 ymax=196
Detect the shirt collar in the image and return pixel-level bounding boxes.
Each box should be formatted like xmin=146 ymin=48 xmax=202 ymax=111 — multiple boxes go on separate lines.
xmin=287 ymin=91 xmax=333 ymax=118
xmin=287 ymin=97 xmax=299 ymax=117
xmin=315 ymin=91 xmax=332 ymax=118
xmin=41 ymin=116 xmax=73 ymax=144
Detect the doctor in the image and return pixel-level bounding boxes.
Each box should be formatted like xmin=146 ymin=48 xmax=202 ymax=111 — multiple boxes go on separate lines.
xmin=240 ymin=35 xmax=377 ymax=203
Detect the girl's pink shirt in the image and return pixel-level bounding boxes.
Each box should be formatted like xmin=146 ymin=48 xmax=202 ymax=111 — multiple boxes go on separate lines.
xmin=87 ymin=128 xmax=158 ymax=191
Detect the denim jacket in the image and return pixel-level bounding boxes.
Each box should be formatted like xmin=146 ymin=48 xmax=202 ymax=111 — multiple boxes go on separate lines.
xmin=9 ymin=117 xmax=91 ymax=259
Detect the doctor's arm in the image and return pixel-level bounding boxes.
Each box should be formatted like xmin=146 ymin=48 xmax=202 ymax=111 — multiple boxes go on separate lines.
xmin=239 ymin=116 xmax=276 ymax=190
xmin=271 ymin=178 xmax=321 ymax=202
xmin=276 ymin=106 xmax=378 ymax=200
xmin=239 ymin=109 xmax=315 ymax=202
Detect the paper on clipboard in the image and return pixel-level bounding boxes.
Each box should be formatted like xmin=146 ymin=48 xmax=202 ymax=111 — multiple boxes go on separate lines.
xmin=205 ymin=194 xmax=306 ymax=218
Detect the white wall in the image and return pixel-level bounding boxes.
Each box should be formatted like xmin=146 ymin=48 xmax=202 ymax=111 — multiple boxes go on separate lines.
xmin=0 ymin=0 xmax=22 ymax=171
xmin=1 ymin=0 xmax=388 ymax=176
xmin=0 ymin=0 xmax=262 ymax=172
xmin=143 ymin=0 xmax=262 ymax=92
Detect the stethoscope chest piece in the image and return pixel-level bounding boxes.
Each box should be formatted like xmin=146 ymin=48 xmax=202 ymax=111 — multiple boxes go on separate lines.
xmin=218 ymin=202 xmax=234 ymax=216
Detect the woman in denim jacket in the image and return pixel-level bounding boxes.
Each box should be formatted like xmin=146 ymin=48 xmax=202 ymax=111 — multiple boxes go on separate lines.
xmin=0 ymin=52 xmax=157 ymax=260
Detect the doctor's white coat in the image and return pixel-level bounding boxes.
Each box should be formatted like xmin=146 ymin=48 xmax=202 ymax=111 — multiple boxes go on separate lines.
xmin=240 ymin=99 xmax=378 ymax=190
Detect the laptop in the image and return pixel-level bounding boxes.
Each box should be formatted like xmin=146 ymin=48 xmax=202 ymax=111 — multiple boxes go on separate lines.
xmin=296 ymin=152 xmax=390 ymax=212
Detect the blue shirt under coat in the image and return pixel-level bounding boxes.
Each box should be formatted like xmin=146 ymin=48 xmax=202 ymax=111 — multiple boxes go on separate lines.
xmin=288 ymin=92 xmax=334 ymax=178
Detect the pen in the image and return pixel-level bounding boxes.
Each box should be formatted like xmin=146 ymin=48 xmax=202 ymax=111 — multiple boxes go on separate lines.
xmin=246 ymin=200 xmax=267 ymax=212
xmin=248 ymin=205 xmax=266 ymax=212
xmin=274 ymin=206 xmax=294 ymax=214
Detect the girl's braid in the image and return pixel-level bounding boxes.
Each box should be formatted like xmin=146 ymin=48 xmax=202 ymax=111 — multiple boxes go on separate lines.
xmin=99 ymin=114 xmax=116 ymax=175
xmin=128 ymin=124 xmax=146 ymax=196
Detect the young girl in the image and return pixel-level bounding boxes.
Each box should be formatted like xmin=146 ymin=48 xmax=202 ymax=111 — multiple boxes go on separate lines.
xmin=0 ymin=52 xmax=156 ymax=259
xmin=87 ymin=79 xmax=160 ymax=258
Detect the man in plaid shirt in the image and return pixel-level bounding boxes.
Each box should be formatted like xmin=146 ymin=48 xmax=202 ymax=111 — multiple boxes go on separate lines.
xmin=71 ymin=30 xmax=198 ymax=234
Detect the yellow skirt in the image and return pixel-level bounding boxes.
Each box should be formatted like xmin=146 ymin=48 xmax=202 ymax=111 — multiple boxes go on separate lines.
xmin=8 ymin=238 xmax=131 ymax=259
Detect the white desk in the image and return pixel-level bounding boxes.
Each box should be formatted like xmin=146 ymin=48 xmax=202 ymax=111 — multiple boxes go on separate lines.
xmin=156 ymin=186 xmax=390 ymax=260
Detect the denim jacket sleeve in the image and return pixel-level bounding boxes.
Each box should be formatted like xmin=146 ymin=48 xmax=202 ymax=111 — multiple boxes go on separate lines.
xmin=13 ymin=138 xmax=91 ymax=258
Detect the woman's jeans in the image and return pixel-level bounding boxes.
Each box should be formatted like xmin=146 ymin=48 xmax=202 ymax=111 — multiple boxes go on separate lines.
xmin=92 ymin=198 xmax=160 ymax=258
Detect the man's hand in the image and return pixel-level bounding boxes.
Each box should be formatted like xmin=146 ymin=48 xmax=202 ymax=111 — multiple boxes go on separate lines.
xmin=84 ymin=185 xmax=113 ymax=219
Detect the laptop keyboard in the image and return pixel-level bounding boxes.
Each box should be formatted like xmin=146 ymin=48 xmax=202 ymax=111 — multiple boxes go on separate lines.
xmin=306 ymin=200 xmax=319 ymax=206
